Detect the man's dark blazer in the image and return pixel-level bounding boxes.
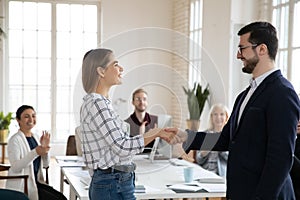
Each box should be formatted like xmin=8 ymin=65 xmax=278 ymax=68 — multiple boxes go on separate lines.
xmin=184 ymin=70 xmax=300 ymax=200
xmin=291 ymin=135 xmax=300 ymax=199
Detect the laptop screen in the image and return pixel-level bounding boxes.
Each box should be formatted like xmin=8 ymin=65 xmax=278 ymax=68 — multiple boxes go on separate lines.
xmin=148 ymin=114 xmax=173 ymax=162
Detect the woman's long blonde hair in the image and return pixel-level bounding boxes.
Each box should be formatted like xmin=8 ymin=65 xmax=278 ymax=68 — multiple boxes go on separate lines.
xmin=82 ymin=48 xmax=113 ymax=93
xmin=207 ymin=103 xmax=229 ymax=131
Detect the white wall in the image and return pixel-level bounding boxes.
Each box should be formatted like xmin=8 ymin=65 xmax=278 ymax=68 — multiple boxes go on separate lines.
xmin=201 ymin=0 xmax=260 ymax=112
xmin=229 ymin=0 xmax=260 ymax=109
xmin=0 ymin=0 xmax=264 ymax=156
xmin=202 ymin=0 xmax=231 ymax=107
xmin=101 ymin=0 xmax=174 ymax=119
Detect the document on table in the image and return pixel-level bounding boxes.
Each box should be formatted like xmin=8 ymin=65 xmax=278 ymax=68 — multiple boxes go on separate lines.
xmin=197 ymin=177 xmax=225 ymax=183
xmin=80 ymin=176 xmax=91 ymax=187
xmin=135 ymin=185 xmax=146 ymax=193
xmin=167 ymin=181 xmax=226 ymax=193
xmin=56 ymin=156 xmax=86 ymax=167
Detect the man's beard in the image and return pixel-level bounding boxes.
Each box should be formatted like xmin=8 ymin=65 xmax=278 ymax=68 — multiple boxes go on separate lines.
xmin=136 ymin=107 xmax=146 ymax=113
xmin=242 ymin=55 xmax=259 ymax=74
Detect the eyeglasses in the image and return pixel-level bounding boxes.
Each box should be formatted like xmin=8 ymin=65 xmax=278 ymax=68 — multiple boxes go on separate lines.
xmin=134 ymin=97 xmax=147 ymax=102
xmin=238 ymin=44 xmax=258 ymax=55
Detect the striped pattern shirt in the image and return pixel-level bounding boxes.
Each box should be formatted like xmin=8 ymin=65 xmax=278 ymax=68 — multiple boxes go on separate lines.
xmin=80 ymin=93 xmax=144 ymax=171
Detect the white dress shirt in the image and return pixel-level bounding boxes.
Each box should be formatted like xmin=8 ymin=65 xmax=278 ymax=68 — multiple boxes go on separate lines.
xmin=238 ymin=68 xmax=278 ymax=124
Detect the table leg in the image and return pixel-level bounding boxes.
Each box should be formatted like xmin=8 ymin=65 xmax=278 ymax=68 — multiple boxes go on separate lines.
xmin=69 ymin=184 xmax=77 ymax=200
xmin=60 ymin=168 xmax=64 ymax=192
xmin=1 ymin=144 xmax=5 ymax=164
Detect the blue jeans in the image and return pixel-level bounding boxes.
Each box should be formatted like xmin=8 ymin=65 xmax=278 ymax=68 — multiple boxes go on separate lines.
xmin=89 ymin=169 xmax=136 ymax=200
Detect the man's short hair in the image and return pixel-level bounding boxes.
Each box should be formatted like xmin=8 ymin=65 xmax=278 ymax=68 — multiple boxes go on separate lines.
xmin=238 ymin=21 xmax=278 ymax=61
xmin=132 ymin=88 xmax=148 ymax=101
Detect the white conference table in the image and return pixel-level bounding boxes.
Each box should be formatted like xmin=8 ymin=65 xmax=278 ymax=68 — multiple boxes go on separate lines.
xmin=55 ymin=156 xmax=86 ymax=193
xmin=59 ymin=155 xmax=226 ymax=200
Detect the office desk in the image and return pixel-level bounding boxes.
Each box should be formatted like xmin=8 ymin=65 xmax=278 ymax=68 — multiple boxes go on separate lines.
xmin=60 ymin=155 xmax=226 ymax=200
xmin=55 ymin=156 xmax=85 ymax=192
xmin=134 ymin=155 xmax=226 ymax=199
xmin=62 ymin=167 xmax=89 ymax=200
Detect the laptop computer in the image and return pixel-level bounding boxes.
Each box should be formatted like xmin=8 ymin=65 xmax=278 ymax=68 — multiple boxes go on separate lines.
xmin=146 ymin=114 xmax=174 ymax=162
xmin=148 ymin=137 xmax=173 ymax=162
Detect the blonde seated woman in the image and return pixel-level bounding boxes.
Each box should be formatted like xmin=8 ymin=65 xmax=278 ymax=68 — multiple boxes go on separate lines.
xmin=196 ymin=104 xmax=229 ymax=177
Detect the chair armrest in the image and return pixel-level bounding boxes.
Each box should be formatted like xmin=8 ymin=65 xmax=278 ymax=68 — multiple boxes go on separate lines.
xmin=0 ymin=175 xmax=29 ymax=195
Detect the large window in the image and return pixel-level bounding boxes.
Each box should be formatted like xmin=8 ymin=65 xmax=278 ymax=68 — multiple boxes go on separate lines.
xmin=6 ymin=0 xmax=99 ymax=142
xmin=272 ymin=0 xmax=300 ymax=94
xmin=189 ymin=0 xmax=203 ymax=86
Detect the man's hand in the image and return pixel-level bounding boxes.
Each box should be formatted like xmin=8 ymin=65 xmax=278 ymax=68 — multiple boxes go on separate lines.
xmin=139 ymin=121 xmax=147 ymax=135
xmin=157 ymin=129 xmax=176 ymax=143
xmin=164 ymin=127 xmax=188 ymax=144
xmin=297 ymin=120 xmax=300 ymax=134
xmin=143 ymin=128 xmax=176 ymax=144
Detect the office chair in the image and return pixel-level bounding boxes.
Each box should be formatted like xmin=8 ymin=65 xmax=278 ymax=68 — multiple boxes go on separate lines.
xmin=75 ymin=126 xmax=83 ymax=156
xmin=64 ymin=135 xmax=78 ymax=185
xmin=44 ymin=166 xmax=49 ymax=184
xmin=66 ymin=135 xmax=78 ymax=156
xmin=0 ymin=164 xmax=29 ymax=200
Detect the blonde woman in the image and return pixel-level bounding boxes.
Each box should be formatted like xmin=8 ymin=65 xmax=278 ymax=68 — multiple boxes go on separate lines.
xmin=80 ymin=48 xmax=172 ymax=200
xmin=196 ymin=104 xmax=229 ymax=177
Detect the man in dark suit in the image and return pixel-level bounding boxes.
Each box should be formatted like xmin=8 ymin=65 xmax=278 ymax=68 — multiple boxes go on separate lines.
xmin=167 ymin=21 xmax=300 ymax=199
xmin=291 ymin=121 xmax=300 ymax=199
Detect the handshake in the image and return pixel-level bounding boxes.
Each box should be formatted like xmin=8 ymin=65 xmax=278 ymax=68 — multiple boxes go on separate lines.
xmin=143 ymin=127 xmax=188 ymax=145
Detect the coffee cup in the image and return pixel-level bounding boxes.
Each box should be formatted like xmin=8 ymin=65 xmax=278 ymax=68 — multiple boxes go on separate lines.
xmin=183 ymin=167 xmax=194 ymax=183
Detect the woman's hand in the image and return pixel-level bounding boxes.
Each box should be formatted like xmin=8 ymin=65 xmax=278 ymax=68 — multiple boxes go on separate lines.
xmin=143 ymin=128 xmax=162 ymax=138
xmin=172 ymin=143 xmax=195 ymax=162
xmin=164 ymin=127 xmax=188 ymax=144
xmin=40 ymin=130 xmax=51 ymax=148
xmin=35 ymin=145 xmax=50 ymax=156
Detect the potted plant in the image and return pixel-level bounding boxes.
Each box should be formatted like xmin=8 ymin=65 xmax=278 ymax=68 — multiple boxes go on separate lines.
xmin=0 ymin=111 xmax=13 ymax=143
xmin=183 ymin=82 xmax=209 ymax=130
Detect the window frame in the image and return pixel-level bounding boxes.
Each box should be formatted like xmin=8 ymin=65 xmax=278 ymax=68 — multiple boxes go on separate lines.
xmin=4 ymin=0 xmax=101 ymax=142
xmin=271 ymin=0 xmax=300 ymax=94
xmin=188 ymin=0 xmax=203 ymax=87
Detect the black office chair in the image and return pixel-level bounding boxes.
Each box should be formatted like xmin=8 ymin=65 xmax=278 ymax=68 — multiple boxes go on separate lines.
xmin=0 ymin=164 xmax=29 ymax=200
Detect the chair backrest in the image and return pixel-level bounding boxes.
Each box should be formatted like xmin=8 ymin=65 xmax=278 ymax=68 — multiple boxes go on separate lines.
xmin=0 ymin=189 xmax=30 ymax=200
xmin=75 ymin=126 xmax=82 ymax=156
xmin=0 ymin=164 xmax=29 ymax=195
xmin=66 ymin=135 xmax=78 ymax=156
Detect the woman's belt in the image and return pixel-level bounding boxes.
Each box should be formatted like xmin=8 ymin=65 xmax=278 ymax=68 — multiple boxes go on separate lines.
xmin=98 ymin=163 xmax=136 ymax=173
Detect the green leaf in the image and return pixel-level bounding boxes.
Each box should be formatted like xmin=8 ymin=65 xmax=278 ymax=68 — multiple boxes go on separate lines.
xmin=183 ymin=82 xmax=209 ymax=120
xmin=0 ymin=112 xmax=14 ymax=130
